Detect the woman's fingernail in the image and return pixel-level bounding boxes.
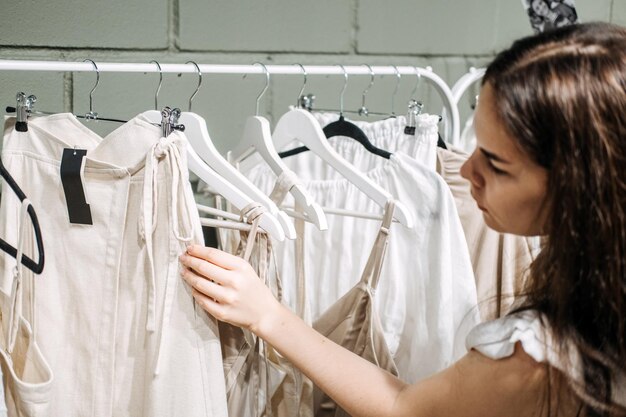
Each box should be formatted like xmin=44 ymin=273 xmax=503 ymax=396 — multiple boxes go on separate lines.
xmin=186 ymin=245 xmax=194 ymax=253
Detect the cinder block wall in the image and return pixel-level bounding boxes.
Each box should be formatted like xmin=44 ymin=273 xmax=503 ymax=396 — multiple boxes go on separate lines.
xmin=0 ymin=1 xmax=620 ymax=154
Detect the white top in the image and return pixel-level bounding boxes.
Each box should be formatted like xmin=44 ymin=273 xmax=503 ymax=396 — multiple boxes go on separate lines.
xmin=466 ymin=310 xmax=626 ymax=407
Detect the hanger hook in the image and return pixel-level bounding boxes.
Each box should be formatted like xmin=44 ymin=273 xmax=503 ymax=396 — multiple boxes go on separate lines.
xmin=294 ymin=63 xmax=307 ymax=107
xmin=83 ymin=59 xmax=99 ymax=119
xmin=359 ymin=64 xmax=375 ymax=116
xmin=391 ymin=65 xmax=401 ymax=116
xmin=253 ymin=62 xmax=270 ymax=117
xmin=410 ymin=67 xmax=421 ymax=100
xmin=186 ymin=61 xmax=202 ymax=112
xmin=338 ymin=64 xmax=348 ymax=116
xmin=150 ymin=60 xmax=163 ymax=111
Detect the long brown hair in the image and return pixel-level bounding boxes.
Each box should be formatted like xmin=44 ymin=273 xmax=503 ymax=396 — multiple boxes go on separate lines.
xmin=483 ymin=22 xmax=626 ymax=416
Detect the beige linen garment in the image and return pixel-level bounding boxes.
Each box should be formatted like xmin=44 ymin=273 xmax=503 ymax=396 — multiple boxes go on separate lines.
xmin=268 ymin=171 xmax=315 ymax=417
xmin=436 ymin=146 xmax=537 ymax=320
xmin=218 ymin=203 xmax=289 ymax=417
xmin=313 ymin=201 xmax=399 ymax=417
xmin=0 ymin=199 xmax=53 ymax=417
xmin=0 ymin=114 xmax=227 ymax=417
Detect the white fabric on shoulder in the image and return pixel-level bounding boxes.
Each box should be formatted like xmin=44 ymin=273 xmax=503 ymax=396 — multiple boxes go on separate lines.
xmin=466 ymin=310 xmax=626 ymax=407
xmin=466 ymin=310 xmax=556 ymax=364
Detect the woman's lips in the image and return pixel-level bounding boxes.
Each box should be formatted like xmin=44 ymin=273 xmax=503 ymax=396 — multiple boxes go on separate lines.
xmin=470 ymin=189 xmax=488 ymax=212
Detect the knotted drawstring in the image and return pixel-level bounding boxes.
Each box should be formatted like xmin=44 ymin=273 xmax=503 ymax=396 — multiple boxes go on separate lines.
xmin=239 ymin=202 xmax=267 ymax=263
xmin=139 ymin=134 xmax=195 ymax=375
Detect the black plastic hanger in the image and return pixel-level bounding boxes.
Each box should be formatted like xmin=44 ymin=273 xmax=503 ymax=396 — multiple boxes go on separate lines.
xmin=279 ymin=65 xmax=391 ymax=160
xmin=437 ymin=133 xmax=448 ymax=150
xmin=279 ymin=114 xmax=391 ymax=159
xmin=0 ymin=156 xmax=45 ymax=274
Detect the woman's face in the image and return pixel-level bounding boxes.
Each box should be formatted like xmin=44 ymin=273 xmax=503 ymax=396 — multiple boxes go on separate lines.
xmin=460 ymin=83 xmax=550 ymax=236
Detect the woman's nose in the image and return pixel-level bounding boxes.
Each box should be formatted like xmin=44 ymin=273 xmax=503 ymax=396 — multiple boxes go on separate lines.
xmin=460 ymin=153 xmax=485 ymax=188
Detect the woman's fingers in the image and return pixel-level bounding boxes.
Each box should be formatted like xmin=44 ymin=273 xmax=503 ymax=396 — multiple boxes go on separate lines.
xmin=192 ymin=289 xmax=229 ymax=322
xmin=180 ymin=253 xmax=231 ymax=285
xmin=186 ymin=245 xmax=245 ymax=270
xmin=181 ymin=267 xmax=230 ymax=301
xmin=180 ymin=244 xmax=281 ymax=331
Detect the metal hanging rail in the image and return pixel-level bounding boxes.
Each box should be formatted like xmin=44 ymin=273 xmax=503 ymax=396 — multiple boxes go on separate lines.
xmin=0 ymin=60 xmax=440 ymax=76
xmin=0 ymin=59 xmax=460 ymax=144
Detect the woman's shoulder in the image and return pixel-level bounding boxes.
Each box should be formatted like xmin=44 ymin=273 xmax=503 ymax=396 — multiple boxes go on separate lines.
xmin=466 ymin=308 xmax=626 ymax=410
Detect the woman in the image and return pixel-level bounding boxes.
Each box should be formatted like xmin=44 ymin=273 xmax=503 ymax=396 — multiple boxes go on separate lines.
xmin=180 ymin=22 xmax=626 ymax=416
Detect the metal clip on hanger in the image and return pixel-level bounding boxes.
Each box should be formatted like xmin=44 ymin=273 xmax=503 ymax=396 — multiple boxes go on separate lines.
xmin=7 ymin=92 xmax=37 ymax=132
xmin=404 ymin=69 xmax=424 ymax=135
xmin=161 ymin=106 xmax=185 ymax=137
xmin=404 ymin=100 xmax=424 ymax=136
xmin=229 ymin=63 xmax=327 ymax=231
xmin=139 ymin=61 xmax=287 ymax=241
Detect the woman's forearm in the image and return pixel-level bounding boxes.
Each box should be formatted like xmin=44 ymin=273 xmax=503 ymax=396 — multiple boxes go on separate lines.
xmin=180 ymin=245 xmax=408 ymax=417
xmin=253 ymin=300 xmax=407 ymax=417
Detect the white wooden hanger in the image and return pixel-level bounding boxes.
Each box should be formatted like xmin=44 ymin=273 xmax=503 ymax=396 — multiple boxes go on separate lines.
xmin=272 ymin=107 xmax=414 ymax=228
xmin=176 ymin=62 xmax=296 ymax=239
xmin=139 ymin=108 xmax=285 ymax=241
xmin=229 ymin=63 xmax=328 ymax=231
xmin=139 ymin=62 xmax=286 ymax=241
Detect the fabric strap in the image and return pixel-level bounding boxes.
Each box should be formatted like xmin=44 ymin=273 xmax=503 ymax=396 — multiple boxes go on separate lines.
xmin=360 ymin=200 xmax=396 ymax=290
xmin=139 ymin=134 xmax=195 ymax=375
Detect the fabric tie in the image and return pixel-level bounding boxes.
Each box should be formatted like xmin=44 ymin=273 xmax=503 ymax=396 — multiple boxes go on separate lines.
xmin=139 ymin=134 xmax=195 ymax=375
xmin=268 ymin=170 xmax=301 ymax=206
xmin=239 ymin=202 xmax=267 ymax=263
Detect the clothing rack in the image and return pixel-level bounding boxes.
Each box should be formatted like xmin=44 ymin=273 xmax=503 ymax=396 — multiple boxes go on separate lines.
xmin=0 ymin=60 xmax=460 ymax=144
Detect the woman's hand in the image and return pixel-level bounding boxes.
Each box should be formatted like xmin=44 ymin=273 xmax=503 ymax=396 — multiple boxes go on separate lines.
xmin=179 ymin=244 xmax=282 ymax=335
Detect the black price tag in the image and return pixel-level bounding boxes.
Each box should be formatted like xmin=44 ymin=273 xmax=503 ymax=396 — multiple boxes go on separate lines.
xmin=60 ymin=148 xmax=93 ymax=225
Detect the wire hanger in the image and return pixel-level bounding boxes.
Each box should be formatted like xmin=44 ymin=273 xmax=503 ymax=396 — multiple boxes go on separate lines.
xmin=0 ymin=151 xmax=45 ymax=274
xmin=270 ymin=84 xmax=414 ymax=228
xmin=387 ymin=65 xmax=402 ymax=119
xmin=279 ymin=64 xmax=391 ymax=160
xmin=358 ymin=64 xmax=375 ymax=117
xmin=139 ymin=61 xmax=287 ymax=241
xmin=5 ymin=60 xmax=127 ymax=129
xmin=229 ymin=63 xmax=328 ymax=230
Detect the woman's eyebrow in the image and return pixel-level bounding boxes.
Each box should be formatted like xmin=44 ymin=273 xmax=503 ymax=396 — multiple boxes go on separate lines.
xmin=480 ymin=147 xmax=510 ymax=164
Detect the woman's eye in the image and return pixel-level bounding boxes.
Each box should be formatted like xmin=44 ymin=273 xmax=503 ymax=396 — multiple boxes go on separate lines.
xmin=488 ymin=162 xmax=507 ymax=175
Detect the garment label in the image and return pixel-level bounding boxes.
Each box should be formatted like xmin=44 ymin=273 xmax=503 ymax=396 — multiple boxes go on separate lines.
xmin=60 ymin=148 xmax=93 ymax=225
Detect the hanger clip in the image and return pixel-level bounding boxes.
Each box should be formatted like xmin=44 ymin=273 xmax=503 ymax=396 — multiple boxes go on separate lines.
xmin=297 ymin=94 xmax=315 ymax=112
xmin=160 ymin=107 xmax=185 ymax=137
xmin=404 ymin=99 xmax=423 ymax=136
xmin=12 ymin=92 xmax=37 ymax=132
